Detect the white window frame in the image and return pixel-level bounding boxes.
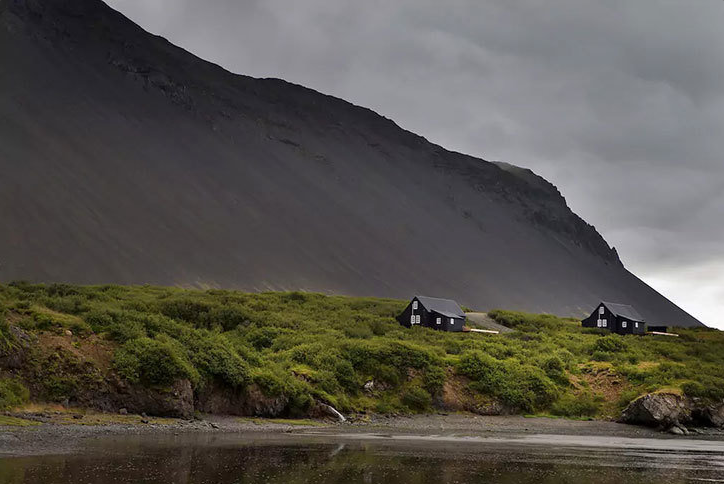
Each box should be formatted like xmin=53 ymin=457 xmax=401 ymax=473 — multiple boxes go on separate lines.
xmin=412 ymin=301 xmax=418 ymax=310
xmin=449 ymin=318 xmax=454 ymax=325
xmin=416 ymin=315 xmax=421 ymax=324
xmin=410 ymin=314 xmax=415 ymax=325
xmin=634 ymin=322 xmax=639 ymax=328
xmin=599 ymin=306 xmax=605 ymax=315
xmin=436 ymin=317 xmax=441 ymax=325
xmin=597 ymin=319 xmax=602 ymax=328
xmin=622 ymin=321 xmax=627 ymax=328
xmin=602 ymin=319 xmax=607 ymax=328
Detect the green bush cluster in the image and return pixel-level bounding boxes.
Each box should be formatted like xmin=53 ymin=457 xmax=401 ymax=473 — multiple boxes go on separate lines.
xmin=114 ymin=336 xmax=200 ymax=386
xmin=402 ymin=385 xmax=432 ymax=411
xmin=550 ymin=392 xmax=602 ymax=417
xmin=0 ymin=306 xmax=15 ymax=352
xmin=682 ymin=378 xmax=724 ymax=401
xmin=0 ymin=378 xmax=29 ymax=409
xmin=457 ymin=350 xmax=558 ymax=411
xmin=1 ymin=282 xmax=723 ymax=418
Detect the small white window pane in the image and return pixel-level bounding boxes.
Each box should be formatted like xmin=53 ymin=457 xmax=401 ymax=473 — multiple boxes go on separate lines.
xmin=412 ymin=301 xmax=418 ymax=310
xmin=599 ymin=306 xmax=605 ymax=315
xmin=622 ymin=321 xmax=627 ymax=328
xmin=449 ymin=318 xmax=454 ymax=325
xmin=416 ymin=315 xmax=420 ymax=324
xmin=436 ymin=317 xmax=441 ymax=325
xmin=410 ymin=315 xmax=415 ymax=324
xmin=602 ymin=320 xmax=607 ymax=327
xmin=635 ymin=322 xmax=639 ymax=328
xmin=597 ymin=320 xmax=601 ymax=328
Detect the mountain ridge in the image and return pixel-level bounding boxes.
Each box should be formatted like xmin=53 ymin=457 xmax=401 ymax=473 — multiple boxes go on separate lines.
xmin=0 ymin=0 xmax=702 ymax=326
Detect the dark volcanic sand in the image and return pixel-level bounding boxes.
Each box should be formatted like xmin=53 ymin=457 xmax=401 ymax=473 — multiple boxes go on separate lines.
xmin=2 ymin=415 xmax=724 ymax=483
xmin=2 ymin=414 xmax=723 ymax=458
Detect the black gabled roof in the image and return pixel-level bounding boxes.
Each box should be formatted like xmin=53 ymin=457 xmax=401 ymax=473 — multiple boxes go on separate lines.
xmin=415 ymin=296 xmax=465 ymax=318
xmin=601 ymin=301 xmax=645 ymax=322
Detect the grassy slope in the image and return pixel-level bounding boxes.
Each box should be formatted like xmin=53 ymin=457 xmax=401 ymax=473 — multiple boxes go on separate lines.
xmin=0 ymin=283 xmax=722 ymax=419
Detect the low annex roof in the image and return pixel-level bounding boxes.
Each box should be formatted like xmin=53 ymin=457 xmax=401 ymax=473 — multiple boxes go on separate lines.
xmin=601 ymin=301 xmax=645 ymax=322
xmin=415 ymin=296 xmax=465 ymax=318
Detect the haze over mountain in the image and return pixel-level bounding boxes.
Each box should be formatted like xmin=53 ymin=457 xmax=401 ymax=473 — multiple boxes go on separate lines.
xmin=0 ymin=0 xmax=702 ymax=327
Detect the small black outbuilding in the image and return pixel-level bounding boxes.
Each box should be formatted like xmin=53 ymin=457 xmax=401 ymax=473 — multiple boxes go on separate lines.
xmin=582 ymin=301 xmax=646 ymax=335
xmin=397 ymin=296 xmax=466 ymax=332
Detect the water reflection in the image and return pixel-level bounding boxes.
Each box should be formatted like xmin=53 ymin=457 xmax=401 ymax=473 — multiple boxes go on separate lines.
xmin=1 ymin=433 xmax=723 ymax=483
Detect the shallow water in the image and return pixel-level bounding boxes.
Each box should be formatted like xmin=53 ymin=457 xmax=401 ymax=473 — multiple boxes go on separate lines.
xmin=2 ymin=431 xmax=724 ymax=483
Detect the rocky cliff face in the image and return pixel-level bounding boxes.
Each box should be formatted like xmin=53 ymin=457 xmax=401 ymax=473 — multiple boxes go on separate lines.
xmin=0 ymin=0 xmax=702 ymax=326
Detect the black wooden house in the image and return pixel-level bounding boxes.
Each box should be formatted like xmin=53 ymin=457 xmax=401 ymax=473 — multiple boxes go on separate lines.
xmin=582 ymin=302 xmax=646 ymax=335
xmin=397 ymin=296 xmax=466 ymax=332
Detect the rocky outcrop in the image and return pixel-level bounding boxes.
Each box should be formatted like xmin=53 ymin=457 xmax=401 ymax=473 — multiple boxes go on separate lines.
xmin=439 ymin=376 xmax=514 ymax=416
xmin=693 ymin=403 xmax=724 ymax=428
xmin=111 ymin=378 xmax=194 ymax=419
xmin=315 ymin=403 xmax=346 ymax=422
xmin=195 ymin=383 xmax=290 ymax=417
xmin=620 ymin=393 xmax=692 ymax=428
xmin=0 ymin=326 xmax=33 ymax=370
xmin=620 ymin=392 xmax=724 ymax=431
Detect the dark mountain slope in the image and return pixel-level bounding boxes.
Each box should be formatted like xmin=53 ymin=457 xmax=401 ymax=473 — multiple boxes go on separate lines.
xmin=0 ymin=0 xmax=702 ymax=326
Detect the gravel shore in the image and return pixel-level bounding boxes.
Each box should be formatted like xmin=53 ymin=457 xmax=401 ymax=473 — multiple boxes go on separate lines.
xmin=2 ymin=412 xmax=723 ymax=458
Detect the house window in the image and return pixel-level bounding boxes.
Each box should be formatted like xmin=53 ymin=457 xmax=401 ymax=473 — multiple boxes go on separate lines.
xmin=412 ymin=301 xmax=418 ymax=310
xmin=416 ymin=315 xmax=421 ymax=324
xmin=410 ymin=315 xmax=415 ymax=325
xmin=635 ymin=322 xmax=639 ymax=328
xmin=597 ymin=319 xmax=602 ymax=328
xmin=599 ymin=306 xmax=605 ymax=315
xmin=450 ymin=318 xmax=454 ymax=325
xmin=436 ymin=317 xmax=441 ymax=325
xmin=622 ymin=321 xmax=627 ymax=328
xmin=602 ymin=319 xmax=607 ymax=327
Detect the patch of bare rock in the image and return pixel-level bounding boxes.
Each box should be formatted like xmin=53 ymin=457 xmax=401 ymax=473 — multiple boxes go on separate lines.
xmin=620 ymin=392 xmax=724 ymax=435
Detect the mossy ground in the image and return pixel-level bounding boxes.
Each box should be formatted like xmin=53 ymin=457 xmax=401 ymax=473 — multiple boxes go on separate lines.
xmin=0 ymin=415 xmax=39 ymax=427
xmin=0 ymin=283 xmax=722 ymax=419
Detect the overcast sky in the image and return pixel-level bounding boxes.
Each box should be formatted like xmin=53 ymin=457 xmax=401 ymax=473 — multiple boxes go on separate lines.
xmin=107 ymin=0 xmax=724 ymax=328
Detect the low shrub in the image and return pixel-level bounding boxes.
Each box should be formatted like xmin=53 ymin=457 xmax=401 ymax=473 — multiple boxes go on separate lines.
xmin=550 ymin=392 xmax=601 ymax=417
xmin=682 ymin=378 xmax=724 ymax=401
xmin=542 ymin=355 xmax=569 ymax=385
xmin=0 ymin=314 xmax=14 ymax=352
xmin=186 ymin=334 xmax=250 ymax=388
xmin=250 ymin=367 xmax=314 ymax=417
xmin=0 ymin=378 xmax=29 ymax=409
xmin=402 ymin=385 xmax=432 ymax=411
xmin=593 ymin=335 xmax=628 ymax=353
xmin=245 ymin=326 xmax=280 ymax=350
xmin=423 ymin=365 xmax=446 ymax=396
xmin=458 ymin=351 xmax=558 ymax=411
xmin=114 ymin=336 xmax=199 ymax=386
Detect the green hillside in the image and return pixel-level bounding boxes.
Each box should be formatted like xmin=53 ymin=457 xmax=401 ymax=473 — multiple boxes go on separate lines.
xmin=0 ymin=283 xmax=721 ymax=419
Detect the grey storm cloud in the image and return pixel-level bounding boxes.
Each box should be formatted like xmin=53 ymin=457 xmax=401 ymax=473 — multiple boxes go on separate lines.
xmin=105 ymin=0 xmax=724 ymax=326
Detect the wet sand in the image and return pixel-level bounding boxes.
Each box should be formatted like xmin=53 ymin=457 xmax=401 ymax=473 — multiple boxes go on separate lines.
xmin=2 ymin=413 xmax=723 ymax=458
xmin=3 ymin=420 xmax=724 ymax=484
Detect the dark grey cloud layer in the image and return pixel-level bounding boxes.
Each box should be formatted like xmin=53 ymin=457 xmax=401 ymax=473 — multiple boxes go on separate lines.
xmin=107 ymin=0 xmax=724 ymax=327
